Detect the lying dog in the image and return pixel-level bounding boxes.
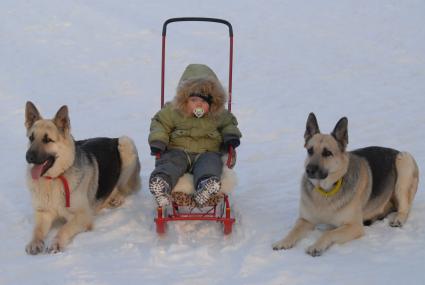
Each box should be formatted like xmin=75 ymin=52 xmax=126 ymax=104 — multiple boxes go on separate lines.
xmin=25 ymin=101 xmax=141 ymax=254
xmin=273 ymin=112 xmax=419 ymax=256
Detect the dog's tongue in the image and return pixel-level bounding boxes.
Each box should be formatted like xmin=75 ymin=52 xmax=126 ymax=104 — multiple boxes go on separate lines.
xmin=31 ymin=162 xmax=47 ymax=180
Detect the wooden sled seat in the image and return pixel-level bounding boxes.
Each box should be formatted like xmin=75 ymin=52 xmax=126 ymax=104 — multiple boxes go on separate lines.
xmin=171 ymin=191 xmax=223 ymax=207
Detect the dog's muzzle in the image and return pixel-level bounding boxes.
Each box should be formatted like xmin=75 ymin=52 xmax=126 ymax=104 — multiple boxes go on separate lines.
xmin=306 ymin=164 xmax=328 ymax=179
xmin=26 ymin=150 xmax=56 ymax=179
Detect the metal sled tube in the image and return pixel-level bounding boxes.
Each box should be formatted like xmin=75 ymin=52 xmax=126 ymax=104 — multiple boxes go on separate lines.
xmin=161 ymin=17 xmax=234 ymax=111
xmin=154 ymin=195 xmax=235 ymax=234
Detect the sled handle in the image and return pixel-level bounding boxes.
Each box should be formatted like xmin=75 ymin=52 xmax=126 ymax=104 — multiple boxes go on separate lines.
xmin=162 ymin=17 xmax=233 ymax=37
xmin=161 ymin=17 xmax=234 ymax=111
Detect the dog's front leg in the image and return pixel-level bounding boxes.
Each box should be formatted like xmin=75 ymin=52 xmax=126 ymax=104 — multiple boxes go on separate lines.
xmin=272 ymin=218 xmax=315 ymax=250
xmin=306 ymin=223 xmax=364 ymax=257
xmin=47 ymin=210 xmax=93 ymax=254
xmin=26 ymin=210 xmax=55 ymax=255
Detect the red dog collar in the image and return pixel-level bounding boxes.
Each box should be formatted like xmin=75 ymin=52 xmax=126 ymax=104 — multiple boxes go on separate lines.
xmin=44 ymin=175 xmax=71 ymax=208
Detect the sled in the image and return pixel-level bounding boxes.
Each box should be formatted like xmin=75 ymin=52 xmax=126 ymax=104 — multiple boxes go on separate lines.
xmin=155 ymin=17 xmax=236 ymax=235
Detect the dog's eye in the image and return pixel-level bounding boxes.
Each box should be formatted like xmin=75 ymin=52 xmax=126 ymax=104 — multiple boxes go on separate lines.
xmin=307 ymin=147 xmax=314 ymax=156
xmin=29 ymin=134 xmax=34 ymax=142
xmin=42 ymin=134 xmax=54 ymax=144
xmin=322 ymin=148 xmax=333 ymax=157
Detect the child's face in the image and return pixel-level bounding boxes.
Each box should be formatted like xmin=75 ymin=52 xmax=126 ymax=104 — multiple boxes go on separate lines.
xmin=187 ymin=96 xmax=210 ymax=116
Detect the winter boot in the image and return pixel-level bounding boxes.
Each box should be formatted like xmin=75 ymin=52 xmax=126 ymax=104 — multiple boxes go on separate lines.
xmin=193 ymin=176 xmax=221 ymax=206
xmin=149 ymin=176 xmax=171 ymax=207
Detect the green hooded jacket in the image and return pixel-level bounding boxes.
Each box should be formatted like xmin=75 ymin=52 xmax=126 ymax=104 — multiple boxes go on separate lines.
xmin=149 ymin=64 xmax=242 ymax=153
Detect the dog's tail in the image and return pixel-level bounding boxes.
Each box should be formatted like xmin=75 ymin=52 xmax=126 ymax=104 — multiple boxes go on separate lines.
xmin=117 ymin=136 xmax=141 ymax=195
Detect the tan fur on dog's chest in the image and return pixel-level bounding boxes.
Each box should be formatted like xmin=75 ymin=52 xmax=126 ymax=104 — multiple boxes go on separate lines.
xmin=27 ymin=173 xmax=90 ymax=220
xmin=28 ymin=178 xmax=74 ymax=219
xmin=300 ymin=193 xmax=364 ymax=226
xmin=300 ymin=176 xmax=370 ymax=226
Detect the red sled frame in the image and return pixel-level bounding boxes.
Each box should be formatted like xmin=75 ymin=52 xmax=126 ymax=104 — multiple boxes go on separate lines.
xmin=155 ymin=17 xmax=236 ymax=235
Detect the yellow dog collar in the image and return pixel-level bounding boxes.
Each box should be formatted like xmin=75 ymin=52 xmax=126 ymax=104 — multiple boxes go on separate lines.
xmin=315 ymin=178 xmax=343 ymax=197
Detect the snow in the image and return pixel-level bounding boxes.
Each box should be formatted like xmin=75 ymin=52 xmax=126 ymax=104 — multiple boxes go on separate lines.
xmin=1 ymin=1 xmax=425 ymax=284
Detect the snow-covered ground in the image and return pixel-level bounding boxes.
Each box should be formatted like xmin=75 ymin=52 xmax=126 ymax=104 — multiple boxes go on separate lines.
xmin=1 ymin=1 xmax=424 ymax=284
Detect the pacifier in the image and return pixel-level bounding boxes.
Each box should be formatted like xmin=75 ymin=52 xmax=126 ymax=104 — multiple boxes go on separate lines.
xmin=193 ymin=107 xmax=205 ymax=118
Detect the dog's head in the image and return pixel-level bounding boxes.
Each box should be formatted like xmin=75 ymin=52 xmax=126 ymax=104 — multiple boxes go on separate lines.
xmin=303 ymin=112 xmax=349 ymax=189
xmin=25 ymin=101 xmax=75 ymax=179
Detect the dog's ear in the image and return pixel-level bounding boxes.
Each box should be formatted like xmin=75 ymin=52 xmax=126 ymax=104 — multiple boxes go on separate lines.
xmin=331 ymin=117 xmax=348 ymax=151
xmin=304 ymin=112 xmax=320 ymax=145
xmin=53 ymin=105 xmax=71 ymax=133
xmin=25 ymin=101 xmax=42 ymax=130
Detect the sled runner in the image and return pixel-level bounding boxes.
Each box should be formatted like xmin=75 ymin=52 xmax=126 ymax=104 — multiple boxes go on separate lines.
xmin=155 ymin=17 xmax=236 ymax=235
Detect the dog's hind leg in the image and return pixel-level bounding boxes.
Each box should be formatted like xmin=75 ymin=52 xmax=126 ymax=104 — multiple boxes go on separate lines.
xmin=376 ymin=201 xmax=396 ymax=221
xmin=100 ymin=137 xmax=141 ymax=210
xmin=104 ymin=187 xmax=125 ymax=209
xmin=390 ymin=152 xmax=419 ymax=227
xmin=117 ymin=136 xmax=141 ymax=196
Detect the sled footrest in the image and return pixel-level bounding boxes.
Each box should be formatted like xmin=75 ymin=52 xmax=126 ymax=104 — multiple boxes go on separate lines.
xmin=154 ymin=194 xmax=235 ymax=235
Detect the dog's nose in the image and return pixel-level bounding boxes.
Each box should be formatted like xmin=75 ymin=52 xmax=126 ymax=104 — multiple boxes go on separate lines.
xmin=306 ymin=164 xmax=328 ymax=179
xmin=306 ymin=164 xmax=319 ymax=178
xmin=26 ymin=151 xmax=36 ymax=164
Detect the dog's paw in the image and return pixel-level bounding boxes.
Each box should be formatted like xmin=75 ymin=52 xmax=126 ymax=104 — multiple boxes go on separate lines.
xmin=306 ymin=245 xmax=325 ymax=257
xmin=389 ymin=219 xmax=403 ymax=227
xmin=26 ymin=239 xmax=45 ymax=255
xmin=272 ymin=239 xmax=295 ymax=251
xmin=108 ymin=196 xmax=124 ymax=208
xmin=47 ymin=241 xmax=64 ymax=254
xmin=390 ymin=213 xmax=407 ymax=227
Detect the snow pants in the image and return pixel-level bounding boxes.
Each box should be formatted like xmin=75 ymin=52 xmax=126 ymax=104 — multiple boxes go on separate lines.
xmin=150 ymin=149 xmax=223 ymax=191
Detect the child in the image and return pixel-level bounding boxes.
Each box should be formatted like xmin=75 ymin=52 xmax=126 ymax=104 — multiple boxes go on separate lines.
xmin=148 ymin=64 xmax=242 ymax=207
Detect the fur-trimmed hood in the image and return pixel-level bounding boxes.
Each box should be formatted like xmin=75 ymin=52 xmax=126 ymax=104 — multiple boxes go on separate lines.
xmin=172 ymin=64 xmax=227 ymax=116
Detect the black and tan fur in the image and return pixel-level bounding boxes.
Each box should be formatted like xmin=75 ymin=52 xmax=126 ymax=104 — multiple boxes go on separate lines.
xmin=273 ymin=113 xmax=419 ymax=256
xmin=24 ymin=101 xmax=141 ymax=254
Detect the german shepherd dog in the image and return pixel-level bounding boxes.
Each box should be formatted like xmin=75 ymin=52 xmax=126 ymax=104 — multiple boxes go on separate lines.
xmin=273 ymin=113 xmax=419 ymax=256
xmin=24 ymin=101 xmax=141 ymax=254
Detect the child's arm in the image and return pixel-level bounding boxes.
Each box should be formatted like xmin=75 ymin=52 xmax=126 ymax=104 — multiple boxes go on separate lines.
xmin=148 ymin=107 xmax=174 ymax=154
xmin=219 ymin=111 xmax=242 ymax=149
